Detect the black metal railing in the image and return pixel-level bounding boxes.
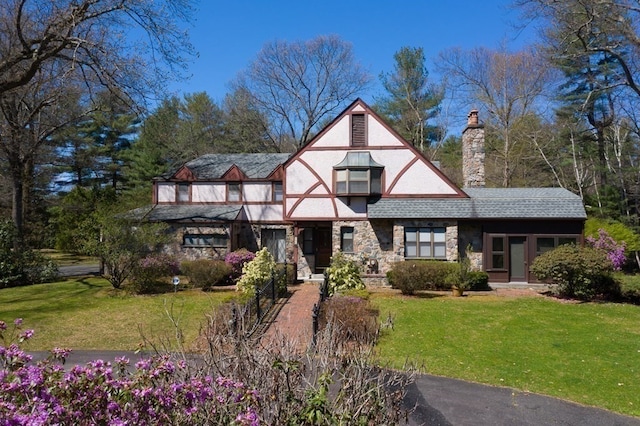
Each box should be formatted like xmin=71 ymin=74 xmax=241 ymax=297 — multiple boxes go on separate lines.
xmin=311 ymin=271 xmax=330 ymax=347
xmin=233 ymin=262 xmax=287 ymax=336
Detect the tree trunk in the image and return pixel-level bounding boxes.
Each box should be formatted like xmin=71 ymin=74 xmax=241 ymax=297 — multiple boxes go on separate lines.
xmin=10 ymin=165 xmax=24 ymax=251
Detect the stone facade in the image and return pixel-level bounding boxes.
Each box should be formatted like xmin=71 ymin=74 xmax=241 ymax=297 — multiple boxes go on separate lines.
xmin=327 ymin=219 xmax=460 ymax=277
xmin=458 ymin=222 xmax=483 ymax=270
xmin=164 ymin=224 xmax=231 ymax=261
xmin=332 ymin=220 xmax=398 ymax=274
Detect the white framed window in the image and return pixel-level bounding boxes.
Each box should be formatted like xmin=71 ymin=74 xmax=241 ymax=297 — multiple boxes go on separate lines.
xmin=340 ymin=227 xmax=354 ymax=253
xmin=273 ymin=182 xmax=283 ymax=202
xmin=177 ymin=183 xmax=190 ymax=203
xmin=228 ymin=183 xmax=241 ymax=202
xmin=404 ymin=227 xmax=446 ymax=259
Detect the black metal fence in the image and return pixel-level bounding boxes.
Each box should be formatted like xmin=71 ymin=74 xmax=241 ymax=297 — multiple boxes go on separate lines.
xmin=311 ymin=272 xmax=330 ymax=347
xmin=233 ymin=263 xmax=287 ymax=336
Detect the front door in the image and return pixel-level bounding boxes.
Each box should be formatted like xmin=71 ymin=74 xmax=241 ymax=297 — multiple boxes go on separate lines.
xmin=314 ymin=227 xmax=332 ymax=273
xmin=509 ymin=236 xmax=527 ymax=282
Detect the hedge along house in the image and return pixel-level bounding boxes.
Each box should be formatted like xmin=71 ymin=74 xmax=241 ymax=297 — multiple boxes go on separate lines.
xmin=137 ymin=99 xmax=586 ymax=284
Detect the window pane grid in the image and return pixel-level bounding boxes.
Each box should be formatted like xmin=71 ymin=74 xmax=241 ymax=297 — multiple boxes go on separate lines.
xmin=405 ymin=227 xmax=447 ymax=259
xmin=341 ymin=227 xmax=354 ymax=252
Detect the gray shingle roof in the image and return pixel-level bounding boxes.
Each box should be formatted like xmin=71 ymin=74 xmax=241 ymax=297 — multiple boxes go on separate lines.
xmin=127 ymin=204 xmax=243 ymax=222
xmin=162 ymin=153 xmax=291 ymax=180
xmin=368 ymin=188 xmax=586 ymax=220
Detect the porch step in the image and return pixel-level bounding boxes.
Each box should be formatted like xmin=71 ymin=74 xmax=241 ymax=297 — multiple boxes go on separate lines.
xmin=303 ymin=273 xmax=325 ymax=283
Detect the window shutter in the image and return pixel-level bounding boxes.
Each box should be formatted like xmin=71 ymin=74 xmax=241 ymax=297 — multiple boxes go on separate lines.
xmin=351 ymin=114 xmax=366 ymax=146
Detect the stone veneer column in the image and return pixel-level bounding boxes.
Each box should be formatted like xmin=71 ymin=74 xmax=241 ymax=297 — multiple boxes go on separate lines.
xmin=462 ymin=110 xmax=485 ymax=188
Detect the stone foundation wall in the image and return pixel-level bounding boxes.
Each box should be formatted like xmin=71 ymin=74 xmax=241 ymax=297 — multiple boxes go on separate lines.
xmin=362 ymin=275 xmax=389 ymax=287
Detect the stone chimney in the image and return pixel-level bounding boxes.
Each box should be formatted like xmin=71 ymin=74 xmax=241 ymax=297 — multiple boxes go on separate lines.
xmin=462 ymin=109 xmax=485 ymax=188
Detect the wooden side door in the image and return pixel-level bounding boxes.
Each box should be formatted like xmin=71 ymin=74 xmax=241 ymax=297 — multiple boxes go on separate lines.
xmin=314 ymin=227 xmax=332 ymax=273
xmin=509 ymin=236 xmax=527 ymax=282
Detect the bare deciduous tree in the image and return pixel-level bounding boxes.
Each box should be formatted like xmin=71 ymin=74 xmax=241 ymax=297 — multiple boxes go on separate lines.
xmin=0 ymin=0 xmax=194 ymax=100
xmin=0 ymin=0 xmax=194 ymax=246
xmin=234 ymin=35 xmax=372 ymax=149
xmin=438 ymin=45 xmax=552 ymax=187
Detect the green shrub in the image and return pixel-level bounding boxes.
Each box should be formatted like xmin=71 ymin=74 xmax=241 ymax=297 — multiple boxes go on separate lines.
xmin=181 ymin=259 xmax=232 ymax=290
xmin=530 ymin=244 xmax=619 ymax=300
xmin=275 ymin=263 xmax=295 ymax=295
xmin=388 ymin=260 xmax=457 ymax=295
xmin=128 ymin=253 xmax=180 ymax=294
xmin=236 ymin=248 xmax=276 ymax=295
xmin=0 ymin=221 xmax=59 ymax=287
xmin=467 ymin=271 xmax=490 ymax=291
xmin=325 ymin=251 xmax=365 ymax=296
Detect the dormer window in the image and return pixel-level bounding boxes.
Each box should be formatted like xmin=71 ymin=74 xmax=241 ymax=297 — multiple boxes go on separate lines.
xmin=177 ymin=183 xmax=190 ymax=203
xmin=334 ymin=152 xmax=383 ymax=196
xmin=228 ymin=183 xmax=241 ymax=202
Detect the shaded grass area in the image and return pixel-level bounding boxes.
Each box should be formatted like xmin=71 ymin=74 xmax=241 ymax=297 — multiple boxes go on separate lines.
xmin=373 ymin=292 xmax=640 ymax=417
xmin=39 ymin=249 xmax=99 ymax=267
xmin=0 ymin=278 xmax=235 ymax=351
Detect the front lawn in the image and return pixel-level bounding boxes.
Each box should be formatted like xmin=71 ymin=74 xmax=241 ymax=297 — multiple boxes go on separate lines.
xmin=373 ymin=291 xmax=640 ymax=418
xmin=39 ymin=249 xmax=99 ymax=267
xmin=0 ymin=278 xmax=235 ymax=351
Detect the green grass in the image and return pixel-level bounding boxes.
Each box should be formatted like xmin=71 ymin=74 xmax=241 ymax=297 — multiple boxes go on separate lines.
xmin=373 ymin=292 xmax=640 ymax=417
xmin=0 ymin=278 xmax=235 ymax=351
xmin=40 ymin=249 xmax=99 ymax=267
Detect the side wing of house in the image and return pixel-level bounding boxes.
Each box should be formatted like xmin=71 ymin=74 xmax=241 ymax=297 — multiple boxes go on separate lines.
xmin=148 ymin=153 xmax=291 ymax=261
xmin=284 ymin=99 xmax=466 ymax=221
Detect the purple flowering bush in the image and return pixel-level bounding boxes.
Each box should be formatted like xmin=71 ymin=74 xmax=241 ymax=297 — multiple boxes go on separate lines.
xmin=225 ymin=249 xmax=255 ymax=283
xmin=586 ymin=228 xmax=627 ymax=271
xmin=129 ymin=253 xmax=181 ymax=294
xmin=0 ymin=319 xmax=260 ymax=425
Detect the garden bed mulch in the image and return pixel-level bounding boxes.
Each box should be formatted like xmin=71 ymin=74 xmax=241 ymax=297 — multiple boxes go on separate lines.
xmin=367 ymin=286 xmax=550 ymax=299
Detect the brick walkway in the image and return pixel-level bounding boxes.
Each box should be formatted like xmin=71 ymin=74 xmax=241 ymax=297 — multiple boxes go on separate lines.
xmin=260 ymin=282 xmax=320 ymax=352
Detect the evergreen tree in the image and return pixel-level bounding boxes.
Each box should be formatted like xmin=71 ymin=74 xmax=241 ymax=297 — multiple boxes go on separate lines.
xmin=377 ymin=47 xmax=444 ymax=153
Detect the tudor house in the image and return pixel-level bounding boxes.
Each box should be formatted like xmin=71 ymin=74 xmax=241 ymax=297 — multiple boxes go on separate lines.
xmin=135 ymin=99 xmax=586 ymax=284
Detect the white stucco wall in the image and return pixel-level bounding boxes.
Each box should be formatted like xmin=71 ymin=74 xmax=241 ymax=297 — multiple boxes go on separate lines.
xmin=392 ymin=162 xmax=459 ymax=195
xmin=191 ymin=183 xmax=225 ymax=202
xmin=311 ymin=117 xmax=350 ymax=147
xmin=158 ymin=183 xmax=176 ymax=202
xmin=243 ymin=182 xmax=272 ymax=202
xmin=286 ymin=161 xmax=318 ymax=194
xmin=243 ymin=204 xmax=283 ymax=221
xmin=367 ymin=116 xmax=404 ymax=147
xmin=287 ymin=197 xmax=336 ymax=218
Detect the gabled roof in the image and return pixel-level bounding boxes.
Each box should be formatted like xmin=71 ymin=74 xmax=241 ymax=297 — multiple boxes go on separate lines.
xmin=283 ymin=98 xmax=467 ymax=198
xmin=127 ymin=204 xmax=243 ymax=222
xmin=368 ymin=187 xmax=586 ymax=220
xmin=159 ymin=153 xmax=291 ymax=180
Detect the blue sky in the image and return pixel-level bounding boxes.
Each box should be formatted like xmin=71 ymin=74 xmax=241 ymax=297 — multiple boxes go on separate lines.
xmin=173 ymin=1 xmax=536 ymax=104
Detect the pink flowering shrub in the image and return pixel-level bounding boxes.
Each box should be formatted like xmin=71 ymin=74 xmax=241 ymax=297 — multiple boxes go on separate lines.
xmin=586 ymin=228 xmax=627 ymax=271
xmin=129 ymin=253 xmax=181 ymax=294
xmin=225 ymin=249 xmax=255 ymax=283
xmin=0 ymin=319 xmax=260 ymax=425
